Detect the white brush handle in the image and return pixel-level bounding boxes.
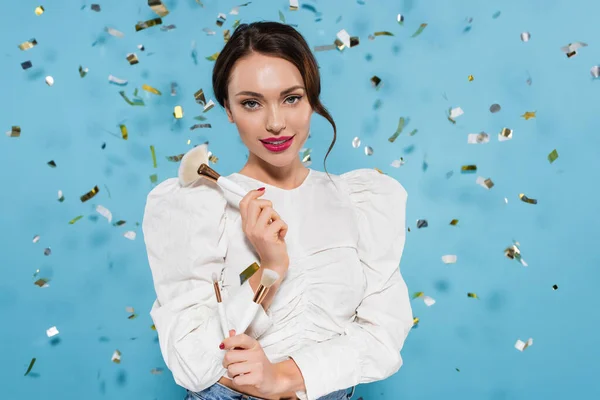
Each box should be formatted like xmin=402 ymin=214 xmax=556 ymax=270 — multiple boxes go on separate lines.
xmin=217 ymin=302 xmax=229 ymax=340
xmin=236 ymin=301 xmax=260 ymax=335
xmin=217 ymin=176 xmax=249 ymax=198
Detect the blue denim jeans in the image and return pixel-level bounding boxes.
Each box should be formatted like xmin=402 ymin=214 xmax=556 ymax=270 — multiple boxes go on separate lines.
xmin=185 ymin=381 xmax=356 ymax=400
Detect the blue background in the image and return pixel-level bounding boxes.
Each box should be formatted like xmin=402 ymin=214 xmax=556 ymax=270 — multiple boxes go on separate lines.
xmin=2 ymin=0 xmax=599 ymax=399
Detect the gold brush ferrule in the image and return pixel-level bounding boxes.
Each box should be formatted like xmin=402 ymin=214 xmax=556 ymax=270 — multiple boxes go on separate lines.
xmin=197 ymin=163 xmax=220 ymax=183
xmin=252 ymin=284 xmax=269 ymax=305
xmin=213 ymin=281 xmax=222 ymax=303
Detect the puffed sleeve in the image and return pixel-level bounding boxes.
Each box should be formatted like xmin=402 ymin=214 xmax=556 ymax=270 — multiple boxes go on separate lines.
xmin=289 ymin=169 xmax=413 ymax=400
xmin=142 ymin=178 xmax=273 ymax=392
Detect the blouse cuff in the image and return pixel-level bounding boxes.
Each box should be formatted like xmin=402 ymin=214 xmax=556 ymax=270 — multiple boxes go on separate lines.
xmin=224 ymin=279 xmax=273 ymax=340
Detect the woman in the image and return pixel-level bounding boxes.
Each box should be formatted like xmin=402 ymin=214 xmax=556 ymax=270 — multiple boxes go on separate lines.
xmin=142 ymin=21 xmax=413 ymax=400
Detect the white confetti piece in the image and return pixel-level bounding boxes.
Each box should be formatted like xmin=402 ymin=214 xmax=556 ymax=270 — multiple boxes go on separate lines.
xmin=336 ymin=29 xmax=351 ymax=48
xmin=515 ymin=338 xmax=533 ymax=351
xmin=442 ymin=255 xmax=457 ymax=264
xmin=423 ymin=296 xmax=436 ymax=306
xmin=96 ymin=205 xmax=113 ymax=223
xmin=124 ymin=231 xmax=136 ymax=240
xmin=46 ymin=326 xmax=59 ymax=337
xmin=112 ymin=350 xmax=122 ymax=363
xmin=33 ymin=235 xmax=40 ymax=243
xmin=45 ymin=76 xmax=54 ymax=86
xmin=449 ymin=107 xmax=464 ymax=119
xmin=108 ymin=75 xmax=128 ymax=85
xmin=468 ymin=132 xmax=489 ymax=144
xmin=105 ymin=27 xmax=125 ymax=38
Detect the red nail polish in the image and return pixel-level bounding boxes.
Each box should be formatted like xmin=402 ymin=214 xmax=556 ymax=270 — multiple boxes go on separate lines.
xmin=219 ymin=343 xmax=224 ymax=349
xmin=257 ymin=187 xmax=265 ymax=191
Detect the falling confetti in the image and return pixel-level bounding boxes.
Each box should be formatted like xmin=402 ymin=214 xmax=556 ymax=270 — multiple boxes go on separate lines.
xmin=520 ymin=32 xmax=531 ymax=42
xmin=442 ymin=255 xmax=457 ymax=264
xmin=46 ymin=326 xmax=59 ymax=337
xmin=411 ymin=23 xmax=427 ymax=38
xmin=515 ymin=338 xmax=533 ymax=351
xmin=24 ymin=358 xmax=36 ymax=376
xmin=561 ymin=42 xmax=587 ymax=57
xmin=467 ymin=292 xmax=479 ymax=299
xmin=388 ymin=117 xmax=406 ymax=142
xmin=521 ymin=111 xmax=536 ymax=120
xmin=519 ymin=193 xmax=538 ymax=205
xmin=548 ymin=149 xmax=559 ymax=163
xmin=112 ymin=350 xmax=122 ymax=363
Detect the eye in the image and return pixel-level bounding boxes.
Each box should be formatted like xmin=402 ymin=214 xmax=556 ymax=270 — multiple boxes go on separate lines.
xmin=285 ymin=95 xmax=302 ymax=105
xmin=241 ymin=100 xmax=260 ymax=110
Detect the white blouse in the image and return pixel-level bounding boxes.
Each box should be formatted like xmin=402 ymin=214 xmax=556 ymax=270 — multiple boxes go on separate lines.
xmin=142 ymin=166 xmax=413 ymax=400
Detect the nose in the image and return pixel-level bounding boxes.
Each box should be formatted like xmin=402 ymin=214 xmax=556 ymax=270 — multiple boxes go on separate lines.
xmin=265 ymin=104 xmax=286 ymax=132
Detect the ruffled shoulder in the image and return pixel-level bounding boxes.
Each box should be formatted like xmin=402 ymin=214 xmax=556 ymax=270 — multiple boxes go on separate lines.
xmin=339 ymin=169 xmax=408 ymax=260
xmin=142 ymin=177 xmax=229 ymax=303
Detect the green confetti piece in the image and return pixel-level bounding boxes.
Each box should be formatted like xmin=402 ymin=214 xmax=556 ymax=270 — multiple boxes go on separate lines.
xmin=411 ymin=23 xmax=427 ymax=38
xmin=24 ymin=358 xmax=36 ymax=376
xmin=232 ymin=20 xmax=241 ymax=29
xmin=548 ymin=149 xmax=559 ymax=163
xmin=388 ymin=117 xmax=406 ymax=142
xmin=239 ymin=262 xmax=260 ymax=286
xmin=69 ymin=215 xmax=84 ymax=225
xmin=278 ymin=10 xmax=286 ymax=23
xmin=205 ymin=52 xmax=220 ymax=61
xmin=119 ymin=91 xmax=145 ymax=106
xmin=374 ymin=31 xmax=394 ymax=37
xmin=150 ymin=145 xmax=157 ymax=168
xmin=409 ymin=129 xmax=418 ymax=136
xmin=150 ymin=174 xmax=158 ymax=183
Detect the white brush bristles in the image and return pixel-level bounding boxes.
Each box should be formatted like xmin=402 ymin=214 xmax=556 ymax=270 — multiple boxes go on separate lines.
xmin=178 ymin=144 xmax=210 ymax=187
xmin=260 ymin=269 xmax=280 ymax=288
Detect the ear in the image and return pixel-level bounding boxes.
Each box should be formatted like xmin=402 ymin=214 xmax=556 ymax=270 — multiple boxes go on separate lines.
xmin=224 ymin=100 xmax=234 ymax=123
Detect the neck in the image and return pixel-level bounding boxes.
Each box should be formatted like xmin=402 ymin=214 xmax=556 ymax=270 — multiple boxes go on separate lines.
xmin=240 ymin=156 xmax=308 ymax=190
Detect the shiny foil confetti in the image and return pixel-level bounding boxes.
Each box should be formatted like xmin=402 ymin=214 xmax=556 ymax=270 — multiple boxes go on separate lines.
xmin=239 ymin=262 xmax=260 ymax=285
xmin=135 ymin=18 xmax=163 ymax=31
xmin=476 ymin=176 xmax=494 ymax=189
xmin=370 ymin=75 xmax=382 ymax=89
xmin=33 ymin=235 xmax=41 ymax=243
xmin=69 ymin=215 xmax=84 ymax=224
xmin=126 ymin=53 xmax=139 ymax=65
xmin=548 ymin=149 xmax=559 ymax=163
xmin=24 ymin=358 xmax=36 ymax=376
xmin=515 ymin=338 xmax=533 ymax=351
xmin=467 ymin=292 xmax=479 ymax=299
xmin=96 ymin=205 xmax=113 ymax=223
xmin=461 ymin=165 xmax=477 ymax=173
xmin=468 ymin=132 xmax=490 ymax=144
xmin=519 ymin=193 xmax=538 ymax=205
xmin=142 ymin=84 xmax=161 ymax=95
xmin=173 ymin=106 xmax=183 ymax=119
xmin=43 ymin=248 xmax=51 ymax=256
xmin=498 ymin=128 xmax=513 ymax=142
xmin=119 ymin=125 xmax=128 ymax=140
xmin=150 ymin=145 xmax=157 ymax=168
xmin=289 ymin=0 xmax=299 ymax=10
xmin=7 ymin=126 xmax=21 ymax=137
xmin=203 ymin=100 xmax=215 ymax=113
xmin=411 ymin=23 xmax=427 ymax=38
xmin=79 ymin=66 xmax=89 ymax=77
xmin=35 ymin=6 xmax=44 ymax=15
xmin=18 ymin=38 xmax=38 ymax=51
xmin=216 ymin=13 xmax=227 ymax=27
xmin=388 ymin=117 xmax=405 ymax=142
xmin=46 ymin=326 xmax=59 ymax=337
xmin=194 ymin=88 xmax=207 ymax=105
xmin=450 ymin=219 xmax=459 ymax=226
xmin=21 ymin=61 xmax=33 ymax=70
xmin=468 ymin=75 xmax=474 ymax=81
xmin=521 ymin=111 xmax=536 ymax=120
xmin=442 ymin=255 xmax=457 ymax=264
xmin=108 ymin=75 xmax=127 ymax=85
xmin=591 ymin=66 xmax=600 ymax=78
xmin=504 ymin=242 xmax=528 ymax=266
xmin=520 ymin=32 xmax=531 ymax=42
xmin=416 ymin=219 xmax=428 ymax=228
xmin=397 ymin=14 xmax=404 ymax=25
xmin=336 ymin=29 xmax=351 ymax=49
xmin=352 ymin=137 xmax=361 ymax=148
xmin=124 ymin=231 xmax=136 ymax=240
xmin=112 ymin=350 xmax=122 ymax=363
xmin=57 ymin=190 xmax=65 ymax=202
xmin=553 ymin=285 xmax=558 ymax=290
xmin=206 ymin=52 xmax=220 ymax=61
xmin=45 ymin=76 xmax=54 ymax=86
xmin=149 ymin=0 xmax=170 ymax=17
xmin=105 ymin=27 xmax=125 ymax=38
xmin=364 ymin=146 xmax=373 ymax=156
xmin=561 ymin=42 xmax=587 ymax=57
xmin=91 ymin=4 xmax=101 ymax=12
xmin=80 ymin=186 xmax=100 ymax=202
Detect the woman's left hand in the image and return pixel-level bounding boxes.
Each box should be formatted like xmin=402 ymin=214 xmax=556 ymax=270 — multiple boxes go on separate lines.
xmin=221 ymin=330 xmax=284 ymax=397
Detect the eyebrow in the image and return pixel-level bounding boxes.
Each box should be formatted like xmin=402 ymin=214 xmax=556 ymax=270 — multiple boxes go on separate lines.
xmin=235 ymin=85 xmax=305 ymax=98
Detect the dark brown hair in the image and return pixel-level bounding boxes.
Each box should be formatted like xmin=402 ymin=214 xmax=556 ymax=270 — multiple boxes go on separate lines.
xmin=212 ymin=21 xmax=337 ymax=180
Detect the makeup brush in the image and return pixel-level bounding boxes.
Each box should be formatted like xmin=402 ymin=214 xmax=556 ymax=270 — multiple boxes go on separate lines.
xmin=236 ymin=269 xmax=280 ymax=335
xmin=212 ymin=272 xmax=230 ymax=340
xmin=178 ymin=144 xmax=248 ymax=197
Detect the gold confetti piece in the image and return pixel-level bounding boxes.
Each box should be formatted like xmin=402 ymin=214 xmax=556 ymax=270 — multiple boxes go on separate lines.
xmin=467 ymin=292 xmax=479 ymax=299
xmin=476 ymin=176 xmax=494 ymax=189
xmin=173 ymin=106 xmax=184 ymax=119
xmin=336 ymin=29 xmax=352 ymax=49
xmin=166 ymin=153 xmax=185 ymax=162
xmin=314 ymin=44 xmax=337 ymax=52
xmin=232 ymin=20 xmax=241 ymax=29
xmin=203 ymin=99 xmax=215 ymax=113
xmin=461 ymin=165 xmax=477 ymax=173
xmin=194 ymin=88 xmax=207 ymax=105
xmin=112 ymin=350 xmax=122 ymax=363
xmin=442 ymin=255 xmax=457 ymax=264
xmin=46 ymin=326 xmax=59 ymax=337
xmin=206 ymin=52 xmax=220 ymax=61
xmin=289 ymin=0 xmax=299 ymax=10
xmin=80 ymin=186 xmax=100 ymax=202
xmin=411 ymin=291 xmax=424 ymax=299
xmin=416 ymin=219 xmax=428 ymax=228
xmin=126 ymin=53 xmax=139 ymax=65
xmin=450 ymin=219 xmax=459 ymax=226
xmin=504 ymin=241 xmax=528 ymax=266
xmin=239 ymin=262 xmax=260 ymax=285
xmin=552 ymin=284 xmax=558 ymax=290
xmin=498 ymin=127 xmax=513 ymax=142
xmin=411 ymin=23 xmax=427 ymax=38
xmin=105 ymin=27 xmax=125 ymax=38
xmin=150 ymin=145 xmax=157 ymax=168
xmin=216 ymin=12 xmax=227 ymax=27
xmin=149 ymin=0 xmax=169 ymax=17
xmin=548 ymin=149 xmax=559 ymax=163
xmin=18 ymin=38 xmax=38 ymax=51
xmin=35 ymin=6 xmax=44 ymax=15
xmin=370 ymin=75 xmax=382 ymax=89
xmin=373 ymin=31 xmax=394 ymax=38
xmin=561 ymin=42 xmax=587 ymax=57
xmin=412 ymin=317 xmax=419 ymax=326
xmin=515 ymin=338 xmax=533 ymax=351
xmin=119 ymin=91 xmax=145 ymax=106
xmin=119 ymin=125 xmax=128 ymax=140
xmin=135 ymin=18 xmax=163 ymax=31
xmin=151 ymin=368 xmax=164 ymax=374
xmin=7 ymin=126 xmax=21 ymax=137
xmin=47 ymin=160 xmax=56 ymax=168
xmin=397 ymin=14 xmax=405 ymax=25
xmin=33 ymin=235 xmax=40 ymax=243
xmin=24 ymin=358 xmax=36 ymax=376
xmin=521 ymin=111 xmax=536 ymax=120
xmin=57 ymin=190 xmax=64 ymax=202
xmin=519 ymin=193 xmax=538 ymax=205
xmin=468 ymin=75 xmax=474 ymax=81
xmin=190 ymin=124 xmax=212 ymax=130
xmin=96 ymin=205 xmax=113 ymax=223
xmin=69 ymin=215 xmax=83 ymax=224
xmin=79 ymin=66 xmax=89 ymax=78
xmin=223 ymin=29 xmax=231 ymax=43
xmin=141 ymin=84 xmax=161 ymax=95
xmin=151 ymin=324 xmax=156 ymax=330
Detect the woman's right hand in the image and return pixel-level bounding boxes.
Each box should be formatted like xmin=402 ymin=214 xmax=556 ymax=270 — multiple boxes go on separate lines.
xmin=239 ymin=188 xmax=290 ymax=278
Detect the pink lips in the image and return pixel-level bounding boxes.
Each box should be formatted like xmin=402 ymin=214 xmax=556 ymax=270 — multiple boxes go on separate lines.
xmin=260 ymin=136 xmax=294 ymax=152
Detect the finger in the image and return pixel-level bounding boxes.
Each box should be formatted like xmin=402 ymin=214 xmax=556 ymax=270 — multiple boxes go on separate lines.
xmin=233 ymin=371 xmax=255 ymax=386
xmin=222 ymin=333 xmax=256 ymax=351
xmin=265 ymin=219 xmax=286 ymax=241
xmin=227 ymin=360 xmax=252 ymax=378
xmin=222 ymin=349 xmax=250 ymax=368
xmin=229 ymin=329 xmax=235 ymax=338
xmin=239 ymin=190 xmax=266 ymax=229
xmin=246 ymin=199 xmax=274 ymax=231
xmin=255 ymin=207 xmax=281 ymax=230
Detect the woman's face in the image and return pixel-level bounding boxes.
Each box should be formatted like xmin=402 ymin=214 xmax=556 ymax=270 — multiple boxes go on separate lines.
xmin=225 ymin=52 xmax=313 ymax=169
